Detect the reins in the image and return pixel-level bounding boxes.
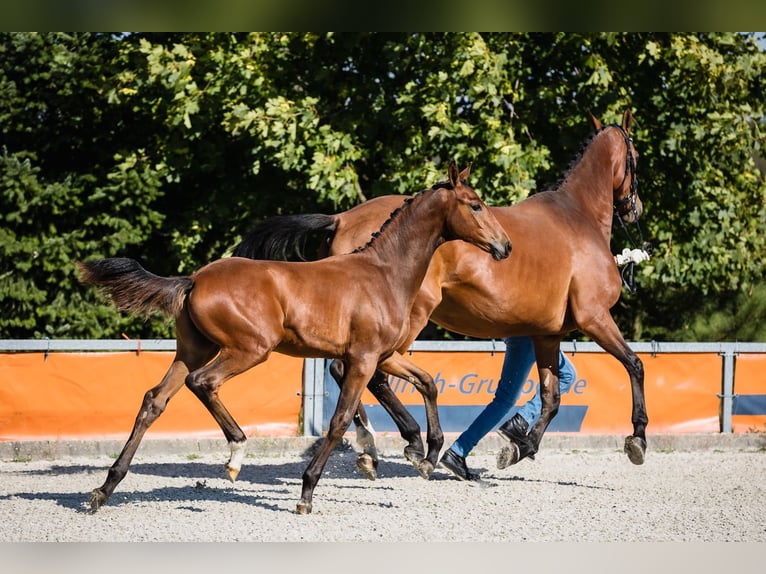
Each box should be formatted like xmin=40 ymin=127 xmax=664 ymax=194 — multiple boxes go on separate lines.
xmin=610 ymin=124 xmax=650 ymax=294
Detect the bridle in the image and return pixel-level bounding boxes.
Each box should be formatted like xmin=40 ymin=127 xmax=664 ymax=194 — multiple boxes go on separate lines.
xmin=612 ymin=124 xmax=640 ymax=222
xmin=610 ymin=124 xmax=650 ymax=294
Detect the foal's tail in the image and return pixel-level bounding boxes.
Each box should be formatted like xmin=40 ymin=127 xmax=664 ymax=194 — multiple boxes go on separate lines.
xmin=232 ymin=213 xmax=337 ymax=261
xmin=77 ymin=257 xmax=193 ymax=319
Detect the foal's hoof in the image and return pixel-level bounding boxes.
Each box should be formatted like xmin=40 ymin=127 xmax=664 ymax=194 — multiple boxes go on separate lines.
xmin=226 ymin=465 xmax=240 ymax=482
xmin=624 ymin=435 xmax=647 ymax=465
xmin=89 ymin=489 xmax=107 ymax=513
xmin=356 ymin=453 xmax=377 ymax=481
xmin=415 ymin=460 xmax=434 ymax=480
xmin=296 ymin=501 xmax=313 ymax=515
xmin=496 ymin=443 xmax=520 ymax=470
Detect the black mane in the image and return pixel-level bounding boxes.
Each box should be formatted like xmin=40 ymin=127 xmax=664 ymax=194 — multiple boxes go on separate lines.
xmin=541 ymin=124 xmax=613 ymax=192
xmin=352 ymin=180 xmax=453 ymax=253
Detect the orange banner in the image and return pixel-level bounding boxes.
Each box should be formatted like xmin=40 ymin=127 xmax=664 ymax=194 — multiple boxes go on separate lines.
xmin=355 ymin=351 xmax=722 ymax=434
xmin=2 ymin=349 xmax=758 ymax=441
xmin=731 ymin=354 xmax=766 ymax=433
xmin=0 ymin=352 xmax=303 ymax=440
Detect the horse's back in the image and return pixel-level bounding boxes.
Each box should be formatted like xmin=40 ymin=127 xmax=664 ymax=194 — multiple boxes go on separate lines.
xmin=189 ymin=255 xmax=399 ymax=357
xmin=426 ymin=192 xmax=619 ymax=337
xmin=332 ymin=195 xmax=409 ymax=253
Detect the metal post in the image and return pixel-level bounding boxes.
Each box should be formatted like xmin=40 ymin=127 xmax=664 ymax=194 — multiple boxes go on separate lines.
xmin=720 ymin=350 xmax=735 ymax=434
xmin=301 ymin=358 xmax=325 ymax=436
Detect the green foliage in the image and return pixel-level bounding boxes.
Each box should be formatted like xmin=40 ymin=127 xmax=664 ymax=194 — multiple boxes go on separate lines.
xmin=2 ymin=32 xmax=765 ymax=341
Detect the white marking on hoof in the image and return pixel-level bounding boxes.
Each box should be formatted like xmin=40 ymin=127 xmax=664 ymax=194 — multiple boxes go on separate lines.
xmin=355 ymin=421 xmax=379 ymax=463
xmin=226 ymin=440 xmax=247 ymax=482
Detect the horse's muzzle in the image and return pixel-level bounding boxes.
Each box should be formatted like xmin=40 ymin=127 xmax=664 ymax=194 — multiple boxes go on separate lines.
xmin=490 ymin=240 xmax=512 ymax=261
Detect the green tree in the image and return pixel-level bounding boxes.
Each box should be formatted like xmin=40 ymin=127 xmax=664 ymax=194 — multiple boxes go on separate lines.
xmin=0 ymin=33 xmax=171 ymax=338
xmin=2 ymin=32 xmax=765 ymax=341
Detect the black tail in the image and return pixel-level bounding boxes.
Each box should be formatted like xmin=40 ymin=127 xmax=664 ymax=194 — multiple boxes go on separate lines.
xmin=77 ymin=257 xmax=193 ymax=319
xmin=232 ymin=213 xmax=337 ymax=261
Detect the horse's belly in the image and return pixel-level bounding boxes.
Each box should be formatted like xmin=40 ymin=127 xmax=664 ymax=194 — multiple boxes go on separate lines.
xmin=429 ymin=297 xmax=564 ymax=340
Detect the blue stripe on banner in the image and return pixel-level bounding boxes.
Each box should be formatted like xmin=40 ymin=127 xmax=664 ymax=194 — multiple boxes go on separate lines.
xmin=732 ymin=394 xmax=766 ymax=416
xmin=358 ymin=405 xmax=588 ymax=433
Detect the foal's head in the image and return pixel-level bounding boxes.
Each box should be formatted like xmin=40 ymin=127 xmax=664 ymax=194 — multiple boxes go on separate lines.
xmin=590 ymin=109 xmax=644 ymax=224
xmin=436 ymin=161 xmax=511 ymax=261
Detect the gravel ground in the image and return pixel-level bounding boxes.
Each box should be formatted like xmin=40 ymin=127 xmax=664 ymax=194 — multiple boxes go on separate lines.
xmin=2 ymin=440 xmax=765 ymax=543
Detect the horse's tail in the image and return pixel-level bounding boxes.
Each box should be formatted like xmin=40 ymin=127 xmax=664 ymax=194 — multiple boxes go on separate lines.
xmin=232 ymin=213 xmax=337 ymax=261
xmin=77 ymin=257 xmax=193 ymax=319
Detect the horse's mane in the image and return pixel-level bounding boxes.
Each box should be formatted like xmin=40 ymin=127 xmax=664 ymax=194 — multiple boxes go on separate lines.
xmin=541 ymin=124 xmax=613 ymax=192
xmin=352 ymin=181 xmax=452 ymax=254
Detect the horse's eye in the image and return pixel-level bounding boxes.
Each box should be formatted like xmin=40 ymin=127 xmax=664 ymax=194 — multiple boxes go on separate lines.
xmin=470 ymin=203 xmax=482 ymax=212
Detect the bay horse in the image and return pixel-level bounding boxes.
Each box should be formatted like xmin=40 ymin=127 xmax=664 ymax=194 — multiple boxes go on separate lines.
xmin=233 ymin=110 xmax=647 ymax=478
xmin=77 ymin=161 xmax=510 ymax=514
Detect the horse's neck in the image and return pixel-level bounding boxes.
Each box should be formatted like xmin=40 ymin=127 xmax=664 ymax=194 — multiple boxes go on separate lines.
xmin=562 ymin=133 xmax=617 ymax=234
xmin=365 ymin=188 xmax=447 ymax=291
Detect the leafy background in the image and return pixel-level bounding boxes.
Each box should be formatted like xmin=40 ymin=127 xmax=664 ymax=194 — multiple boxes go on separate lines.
xmin=2 ymin=32 xmax=765 ymax=341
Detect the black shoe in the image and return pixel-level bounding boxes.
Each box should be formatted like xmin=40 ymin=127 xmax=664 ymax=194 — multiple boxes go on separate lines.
xmin=496 ymin=413 xmax=536 ymax=461
xmin=497 ymin=413 xmax=528 ymax=442
xmin=439 ymin=448 xmax=480 ymax=481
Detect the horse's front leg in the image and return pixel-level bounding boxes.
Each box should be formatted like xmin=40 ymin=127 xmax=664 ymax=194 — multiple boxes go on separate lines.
xmin=378 ymin=352 xmax=443 ymax=479
xmin=299 ymin=360 xmax=373 ymax=514
xmin=329 ymin=359 xmax=379 ymax=480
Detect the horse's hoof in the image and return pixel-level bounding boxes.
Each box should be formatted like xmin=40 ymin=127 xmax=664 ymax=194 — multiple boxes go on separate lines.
xmin=89 ymin=489 xmax=107 ymax=513
xmin=416 ymin=460 xmax=434 ymax=480
xmin=356 ymin=453 xmax=377 ymax=481
xmin=497 ymin=443 xmax=520 ymax=469
xmin=296 ymin=501 xmax=313 ymax=515
xmin=226 ymin=465 xmax=240 ymax=482
xmin=403 ymin=446 xmax=424 ymax=465
xmin=624 ymin=436 xmax=647 ymax=465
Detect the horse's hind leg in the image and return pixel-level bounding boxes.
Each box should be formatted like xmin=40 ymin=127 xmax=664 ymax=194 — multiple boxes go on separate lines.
xmin=89 ymin=312 xmax=216 ymax=512
xmin=378 ymin=352 xmax=443 ymax=479
xmin=584 ymin=317 xmax=647 ymax=464
xmin=185 ymin=348 xmax=269 ymax=481
xmin=329 ymin=359 xmax=379 ymax=480
xmin=366 ymin=370 xmax=426 ymax=469
xmin=497 ymin=337 xmax=561 ymax=469
xmin=90 ymin=358 xmax=198 ymax=511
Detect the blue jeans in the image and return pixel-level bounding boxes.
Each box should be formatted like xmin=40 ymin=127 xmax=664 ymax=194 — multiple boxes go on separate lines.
xmin=449 ymin=336 xmax=577 ymax=458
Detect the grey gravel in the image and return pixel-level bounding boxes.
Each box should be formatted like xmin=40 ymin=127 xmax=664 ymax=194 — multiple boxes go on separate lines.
xmin=2 ymin=443 xmax=765 ymax=542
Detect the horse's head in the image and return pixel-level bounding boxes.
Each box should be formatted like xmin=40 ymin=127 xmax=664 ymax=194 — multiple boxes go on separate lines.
xmin=590 ymin=109 xmax=644 ymax=224
xmin=438 ymin=160 xmax=511 ymax=261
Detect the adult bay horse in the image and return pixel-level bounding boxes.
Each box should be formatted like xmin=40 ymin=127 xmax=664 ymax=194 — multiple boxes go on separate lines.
xmin=234 ymin=109 xmax=647 ymax=477
xmin=77 ymin=161 xmax=511 ymax=515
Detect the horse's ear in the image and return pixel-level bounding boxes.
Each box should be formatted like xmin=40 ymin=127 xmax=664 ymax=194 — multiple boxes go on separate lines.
xmin=621 ymin=109 xmax=633 ymax=135
xmin=458 ymin=163 xmax=472 ymax=183
xmin=588 ymin=110 xmax=602 ymax=131
xmin=448 ymin=159 xmax=459 ymax=186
